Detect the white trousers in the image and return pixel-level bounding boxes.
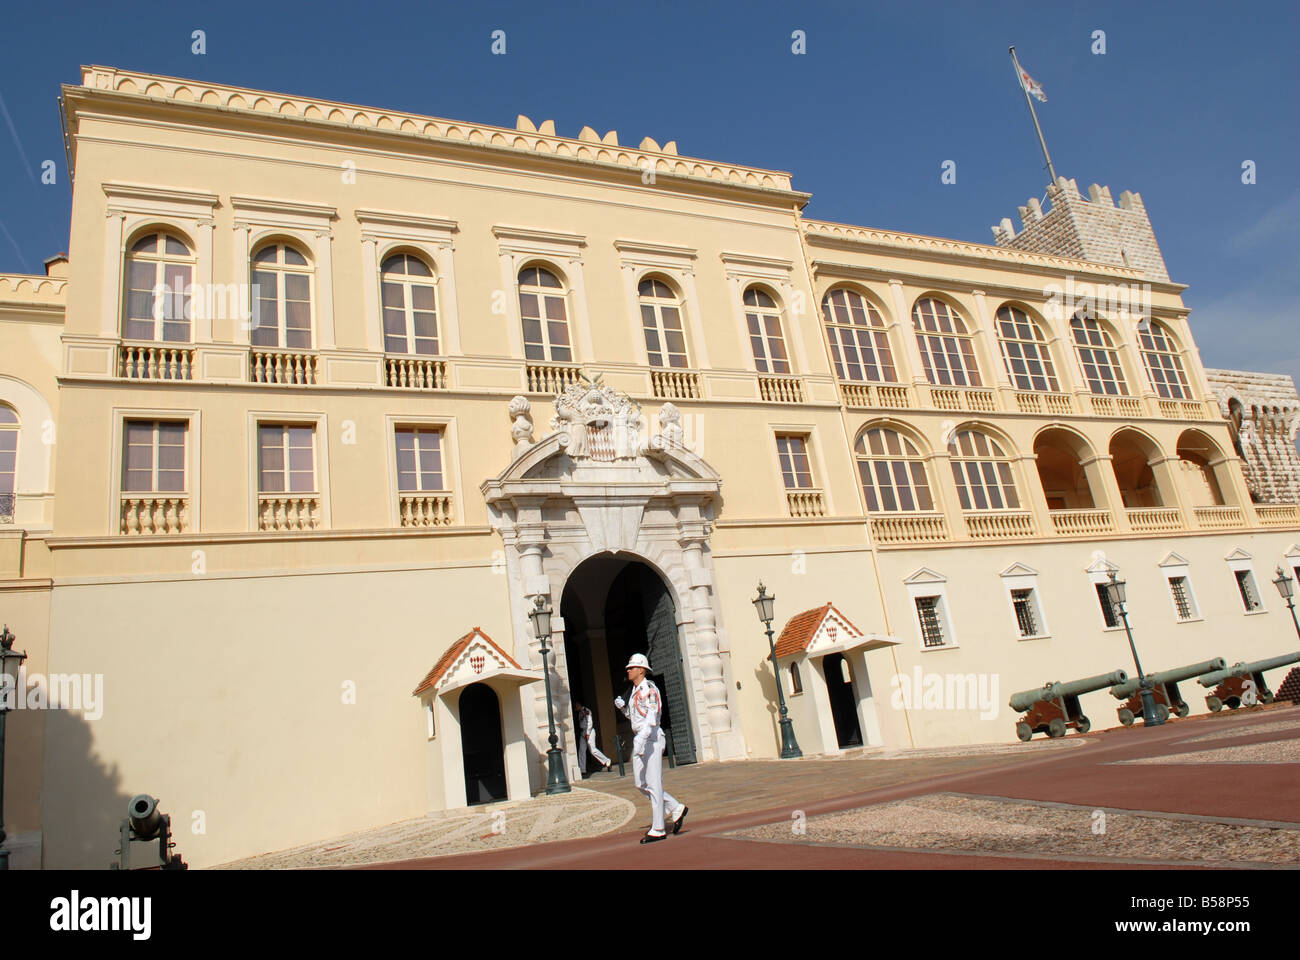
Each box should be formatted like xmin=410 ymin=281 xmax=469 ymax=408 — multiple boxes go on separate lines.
xmin=577 ymin=729 xmax=610 ymax=770
xmin=632 ymin=728 xmax=682 ymax=834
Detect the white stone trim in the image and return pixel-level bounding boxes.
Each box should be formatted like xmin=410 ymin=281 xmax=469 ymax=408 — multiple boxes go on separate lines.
xmin=1000 ymin=562 xmax=1050 ymax=640
xmin=357 ymin=210 xmax=461 ymax=355
xmin=903 ymin=567 xmax=957 ymax=651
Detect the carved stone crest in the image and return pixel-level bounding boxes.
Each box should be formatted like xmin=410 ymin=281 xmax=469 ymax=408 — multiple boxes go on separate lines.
xmin=551 ymin=372 xmax=646 ymax=462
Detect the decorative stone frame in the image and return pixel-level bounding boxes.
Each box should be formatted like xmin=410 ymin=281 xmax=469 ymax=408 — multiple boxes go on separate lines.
xmin=1000 ymin=562 xmax=1050 ymax=641
xmin=904 ymin=567 xmax=957 ymax=651
xmin=1225 ymin=547 xmax=1268 ymax=616
xmin=231 ymin=195 xmax=338 ymax=349
xmin=493 ymin=226 xmax=592 ymax=361
xmin=1157 ymin=551 xmax=1202 ymax=623
xmin=356 ymin=209 xmax=461 ymax=356
xmin=101 ymin=182 xmax=219 ymax=341
xmin=0 ymin=375 xmax=55 ymax=528
xmin=721 ymin=251 xmax=810 ymax=375
xmin=245 ymin=410 xmax=332 ymax=531
xmin=768 ymin=423 xmax=832 ymax=514
xmin=1086 ymin=556 xmax=1126 ymax=633
xmin=108 ymin=406 xmax=203 ymax=534
xmin=615 ymin=240 xmax=708 ymax=369
xmin=382 ymin=413 xmax=464 ymax=527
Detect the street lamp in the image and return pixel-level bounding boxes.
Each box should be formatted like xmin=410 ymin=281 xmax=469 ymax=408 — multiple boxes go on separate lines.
xmin=1273 ymin=567 xmax=1300 ymax=644
xmin=1105 ymin=573 xmax=1163 ymax=727
xmin=752 ymin=582 xmax=802 ymax=758
xmin=528 ymin=595 xmax=570 ymax=795
xmin=1 ymin=625 xmax=29 ymax=871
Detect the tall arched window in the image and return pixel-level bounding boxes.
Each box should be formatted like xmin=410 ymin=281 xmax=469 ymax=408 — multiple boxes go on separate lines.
xmin=518 ymin=266 xmax=572 ymax=362
xmin=1139 ymin=320 xmax=1191 ymax=400
xmin=912 ymin=297 xmax=981 ymax=386
xmin=381 ymin=253 xmax=439 ymax=355
xmin=251 ymin=242 xmax=314 ymax=350
xmin=855 ymin=426 xmax=934 ymax=512
xmin=640 ymin=277 xmax=689 ymax=368
xmin=743 ymin=286 xmax=789 ymax=374
xmin=821 ymin=288 xmax=895 ymax=382
xmin=1070 ymin=315 xmax=1128 ymax=396
xmin=996 ymin=304 xmax=1059 ymax=392
xmin=0 ymin=403 xmax=17 ymax=523
xmin=123 ymin=231 xmax=193 ymax=342
xmin=947 ymin=429 xmax=1020 ymax=510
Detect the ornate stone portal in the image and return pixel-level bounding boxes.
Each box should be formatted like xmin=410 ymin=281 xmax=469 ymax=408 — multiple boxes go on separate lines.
xmin=481 ymin=374 xmax=745 ymax=785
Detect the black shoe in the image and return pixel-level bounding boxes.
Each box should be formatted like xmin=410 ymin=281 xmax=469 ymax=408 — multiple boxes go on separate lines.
xmin=672 ymin=806 xmax=689 ymax=835
xmin=640 ymin=831 xmax=667 ymax=844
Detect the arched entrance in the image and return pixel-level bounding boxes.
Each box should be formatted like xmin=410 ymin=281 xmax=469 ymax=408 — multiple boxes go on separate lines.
xmin=459 ymin=683 xmax=508 ymax=805
xmin=822 ymin=653 xmax=863 ymax=748
xmin=561 ymin=554 xmax=696 ymax=768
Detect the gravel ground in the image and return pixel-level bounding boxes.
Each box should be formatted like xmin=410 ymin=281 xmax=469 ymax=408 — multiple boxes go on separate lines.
xmin=727 ymin=793 xmax=1300 ymax=865
xmin=1116 ymin=738 xmax=1300 ymax=765
xmin=1177 ymin=717 xmax=1300 ymax=745
xmin=215 ymin=787 xmax=634 ymax=869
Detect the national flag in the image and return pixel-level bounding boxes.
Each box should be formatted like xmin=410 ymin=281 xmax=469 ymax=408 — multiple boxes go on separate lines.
xmin=1018 ymin=66 xmax=1047 ymax=103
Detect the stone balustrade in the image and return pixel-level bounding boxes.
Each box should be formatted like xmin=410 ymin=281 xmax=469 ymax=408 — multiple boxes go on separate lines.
xmin=258 ymin=494 xmax=320 ymax=531
xmin=757 ymin=374 xmax=805 ymax=403
xmin=526 ymin=362 xmax=583 ymax=395
xmin=399 ymin=492 xmax=454 ymax=526
xmin=1049 ymin=508 xmax=1114 ymax=536
xmin=118 ymin=342 xmax=196 ymax=380
xmin=1126 ymin=506 xmax=1181 ymax=533
xmin=931 ymin=386 xmax=997 ymax=412
xmin=1255 ymin=503 xmax=1300 ymax=526
xmin=963 ymin=509 xmax=1035 ymax=539
xmin=385 ymin=356 xmax=447 ymax=389
xmin=869 ymin=512 xmax=948 ymax=544
xmin=786 ymin=489 xmax=826 ymax=518
xmin=651 ymin=369 xmax=702 ymax=400
xmin=120 ymin=495 xmax=189 ymax=534
xmin=1193 ymin=505 xmax=1245 ymax=529
xmin=250 ymin=349 xmax=319 ymax=385
xmin=840 ymin=382 xmax=912 ymax=409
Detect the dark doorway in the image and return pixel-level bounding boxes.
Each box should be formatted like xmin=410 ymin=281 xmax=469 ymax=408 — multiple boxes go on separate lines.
xmin=561 ymin=556 xmax=696 ymax=768
xmin=822 ymin=653 xmax=863 ymax=748
xmin=459 ymin=683 xmax=508 ymax=804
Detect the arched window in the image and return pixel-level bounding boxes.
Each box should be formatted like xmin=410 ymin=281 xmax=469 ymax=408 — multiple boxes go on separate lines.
xmin=123 ymin=231 xmax=193 ymax=342
xmin=1070 ymin=315 xmax=1128 ymax=396
xmin=855 ymin=427 xmax=934 ymax=512
xmin=640 ymin=277 xmax=689 ymax=368
xmin=518 ymin=266 xmax=571 ymax=362
xmin=0 ymin=403 xmax=17 ymax=523
xmin=821 ymin=288 xmax=895 ymax=382
xmin=251 ymin=242 xmax=313 ymax=350
xmin=947 ymin=430 xmax=1020 ymax=510
xmin=912 ymin=297 xmax=981 ymax=386
xmin=996 ymin=305 xmax=1059 ymax=392
xmin=743 ymin=286 xmax=789 ymax=374
xmin=381 ymin=253 xmax=439 ymax=355
xmin=1139 ymin=320 xmax=1191 ymax=400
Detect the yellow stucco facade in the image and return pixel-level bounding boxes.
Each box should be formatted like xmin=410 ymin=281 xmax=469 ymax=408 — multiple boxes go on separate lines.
xmin=2 ymin=65 xmax=1298 ymax=868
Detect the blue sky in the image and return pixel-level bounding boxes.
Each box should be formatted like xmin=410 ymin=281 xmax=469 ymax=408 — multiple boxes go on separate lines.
xmin=1 ymin=0 xmax=1296 ymax=383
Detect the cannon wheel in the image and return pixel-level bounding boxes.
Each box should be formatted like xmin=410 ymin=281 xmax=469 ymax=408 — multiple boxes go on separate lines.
xmin=1118 ymin=707 xmax=1135 ymax=726
xmin=1206 ymin=695 xmax=1222 ymax=713
xmin=1048 ymin=718 xmax=1066 ymax=739
xmin=1075 ymin=715 xmax=1091 ymax=734
xmin=1154 ymin=703 xmax=1171 ymax=723
xmin=1261 ymin=691 xmax=1275 ymax=705
xmin=1015 ymin=722 xmax=1032 ymax=742
xmin=1226 ymin=698 xmax=1239 ymax=710
xmin=1174 ymin=700 xmax=1190 ymax=719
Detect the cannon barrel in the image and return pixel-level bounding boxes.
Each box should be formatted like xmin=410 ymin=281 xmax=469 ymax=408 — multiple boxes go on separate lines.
xmin=1198 ymin=650 xmax=1300 ymax=687
xmin=1110 ymin=658 xmax=1226 ymax=699
xmin=127 ymin=794 xmax=162 ymax=840
xmin=1009 ymin=669 xmax=1128 ymax=713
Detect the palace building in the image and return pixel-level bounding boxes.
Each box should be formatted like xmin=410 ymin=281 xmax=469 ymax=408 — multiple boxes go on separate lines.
xmin=2 ymin=66 xmax=1299 ymax=868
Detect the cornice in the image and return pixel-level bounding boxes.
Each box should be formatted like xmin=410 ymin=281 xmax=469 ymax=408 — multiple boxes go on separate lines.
xmin=229 ymin=194 xmax=338 ymax=222
xmin=101 ymin=180 xmax=219 ymax=208
xmin=354 ymin=208 xmax=459 ymax=236
xmin=492 ymin=225 xmax=587 ymax=248
xmin=614 ymin=239 xmax=698 ymax=261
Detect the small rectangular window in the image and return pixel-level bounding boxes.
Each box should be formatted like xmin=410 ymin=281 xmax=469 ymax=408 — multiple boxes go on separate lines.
xmin=775 ymin=435 xmax=813 ymax=490
xmin=1011 ymin=588 xmax=1039 ymax=637
xmin=1095 ymin=582 xmax=1120 ymax=628
xmin=122 ymin=420 xmax=188 ymax=493
xmin=258 ymin=424 xmax=316 ymax=493
xmin=915 ymin=596 xmax=946 ymax=648
xmin=1168 ymin=576 xmax=1195 ymax=620
xmin=1235 ymin=570 xmax=1262 ymax=612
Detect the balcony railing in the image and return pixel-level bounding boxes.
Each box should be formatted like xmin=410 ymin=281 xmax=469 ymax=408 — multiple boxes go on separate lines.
xmin=1014 ymin=391 xmax=1075 ymax=415
xmin=120 ymin=495 xmax=189 ymax=535
xmin=650 ymin=369 xmax=702 ymax=400
xmin=1090 ymin=395 xmax=1144 ymax=418
xmin=1126 ymin=506 xmax=1181 ymax=533
xmin=398 ymin=492 xmax=454 ymax=527
xmin=1255 ymin=503 xmax=1300 ymax=527
xmin=385 ymin=356 xmax=447 ymax=389
xmin=1049 ymin=508 xmax=1114 ymax=537
xmin=964 ymin=510 xmax=1035 ymax=539
xmin=758 ymin=374 xmax=805 ymax=404
xmin=869 ymin=512 xmax=948 ymax=544
xmin=118 ymin=342 xmax=196 ymax=380
xmin=526 ymin=362 xmax=583 ymax=395
xmin=931 ymin=387 xmax=997 ymax=413
xmin=840 ymin=382 xmax=912 ymax=409
xmin=258 ymin=493 xmax=320 ymax=531
xmin=250 ymin=349 xmax=319 ymax=386
xmin=786 ymin=489 xmax=826 ymax=518
xmin=1193 ymin=505 xmax=1245 ymax=529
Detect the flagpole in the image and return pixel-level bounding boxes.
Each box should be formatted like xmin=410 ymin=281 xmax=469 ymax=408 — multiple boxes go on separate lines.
xmin=1009 ymin=45 xmax=1058 ymax=187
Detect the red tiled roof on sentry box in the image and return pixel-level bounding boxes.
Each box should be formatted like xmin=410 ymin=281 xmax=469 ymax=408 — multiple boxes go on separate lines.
xmin=772 ymin=602 xmax=866 ymax=659
xmin=411 ymin=627 xmax=523 ymax=696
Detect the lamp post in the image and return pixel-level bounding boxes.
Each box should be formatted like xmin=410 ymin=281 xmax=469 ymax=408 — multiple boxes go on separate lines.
xmin=1105 ymin=573 xmax=1162 ymax=726
xmin=1 ymin=625 xmax=29 ymax=870
xmin=753 ymin=582 xmax=802 ymax=758
xmin=528 ymin=595 xmax=570 ymax=795
xmin=1273 ymin=567 xmax=1300 ymax=644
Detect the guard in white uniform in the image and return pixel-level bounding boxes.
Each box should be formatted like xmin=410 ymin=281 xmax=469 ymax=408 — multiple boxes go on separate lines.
xmin=574 ymin=702 xmax=611 ymax=773
xmin=615 ymin=653 xmax=688 ymax=843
